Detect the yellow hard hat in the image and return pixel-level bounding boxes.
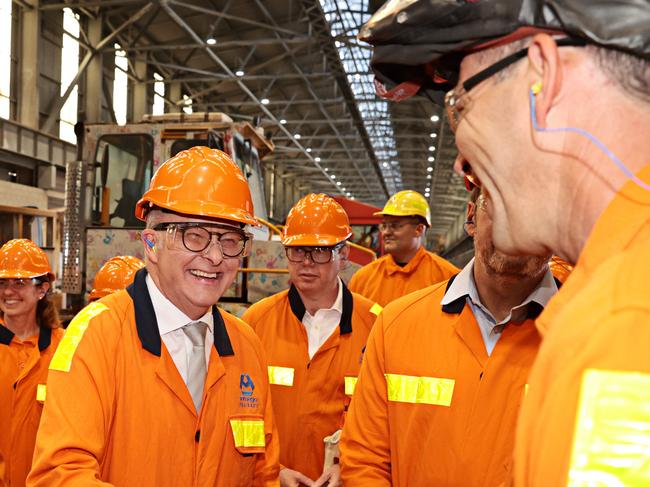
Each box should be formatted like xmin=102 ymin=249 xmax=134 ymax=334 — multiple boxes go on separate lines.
xmin=374 ymin=190 xmax=431 ymax=226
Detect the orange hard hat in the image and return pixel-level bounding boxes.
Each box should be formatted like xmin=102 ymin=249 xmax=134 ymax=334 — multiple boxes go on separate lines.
xmin=89 ymin=256 xmax=145 ymax=301
xmin=135 ymin=146 xmax=258 ymax=226
xmin=282 ymin=193 xmax=352 ymax=246
xmin=0 ymin=238 xmax=54 ymax=281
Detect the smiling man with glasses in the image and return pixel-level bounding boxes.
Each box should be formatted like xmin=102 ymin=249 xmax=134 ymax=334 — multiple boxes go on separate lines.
xmin=29 ymin=146 xmax=280 ymax=486
xmin=359 ymin=1 xmax=650 ymax=485
xmin=243 ymin=194 xmax=382 ymax=487
xmin=349 ymin=190 xmax=458 ymax=306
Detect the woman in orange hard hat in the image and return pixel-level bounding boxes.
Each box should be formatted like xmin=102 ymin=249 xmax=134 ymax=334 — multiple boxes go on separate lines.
xmin=88 ymin=256 xmax=145 ymax=302
xmin=0 ymin=239 xmax=63 ymax=487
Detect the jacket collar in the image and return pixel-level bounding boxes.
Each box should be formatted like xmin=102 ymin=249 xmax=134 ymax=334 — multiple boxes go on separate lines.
xmin=440 ymin=262 xmax=562 ymax=318
xmin=0 ymin=323 xmax=53 ymax=351
xmin=127 ymin=268 xmax=234 ymax=357
xmin=288 ymin=281 xmax=354 ymax=335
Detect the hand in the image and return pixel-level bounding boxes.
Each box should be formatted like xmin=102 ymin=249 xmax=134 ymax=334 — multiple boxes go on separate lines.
xmin=280 ymin=467 xmax=315 ymax=487
xmin=313 ymin=463 xmax=341 ymax=487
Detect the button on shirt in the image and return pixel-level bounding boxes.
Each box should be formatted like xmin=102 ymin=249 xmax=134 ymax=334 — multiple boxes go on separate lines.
xmin=146 ymin=275 xmax=214 ymax=386
xmin=441 ymin=258 xmax=557 ymax=355
xmin=302 ymin=278 xmax=343 ymax=359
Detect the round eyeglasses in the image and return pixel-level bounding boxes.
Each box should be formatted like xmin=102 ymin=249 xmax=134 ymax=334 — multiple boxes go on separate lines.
xmin=285 ymin=245 xmax=343 ymax=264
xmin=153 ymin=223 xmax=251 ymax=258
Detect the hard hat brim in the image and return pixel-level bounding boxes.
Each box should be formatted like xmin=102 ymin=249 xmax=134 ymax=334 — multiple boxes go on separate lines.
xmin=282 ymin=233 xmax=350 ymax=247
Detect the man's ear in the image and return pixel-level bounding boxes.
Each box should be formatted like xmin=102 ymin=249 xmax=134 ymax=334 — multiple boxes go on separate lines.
xmin=527 ymin=33 xmax=564 ymax=129
xmin=338 ymin=244 xmax=351 ymax=270
xmin=466 ymin=202 xmax=477 ymax=238
xmin=141 ymin=230 xmax=159 ymax=264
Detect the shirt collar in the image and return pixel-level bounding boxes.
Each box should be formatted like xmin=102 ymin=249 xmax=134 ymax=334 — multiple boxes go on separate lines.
xmin=127 ymin=268 xmax=233 ymax=357
xmin=304 ymin=278 xmax=344 ymax=319
xmin=146 ymin=274 xmax=213 ymax=334
xmin=288 ymin=278 xmax=354 ymax=335
xmin=441 ymin=258 xmax=558 ymax=320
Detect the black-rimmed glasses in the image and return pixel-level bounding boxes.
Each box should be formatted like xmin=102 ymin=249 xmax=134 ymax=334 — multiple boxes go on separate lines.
xmin=285 ymin=244 xmax=344 ymax=264
xmin=153 ymin=223 xmax=251 ymax=258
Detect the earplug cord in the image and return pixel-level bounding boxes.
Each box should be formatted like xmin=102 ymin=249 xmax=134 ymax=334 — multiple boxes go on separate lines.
xmin=530 ymin=89 xmax=650 ymax=192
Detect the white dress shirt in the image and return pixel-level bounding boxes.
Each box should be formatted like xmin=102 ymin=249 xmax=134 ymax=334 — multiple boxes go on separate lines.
xmin=146 ymin=274 xmax=214 ymax=385
xmin=301 ymin=278 xmax=344 ymax=359
xmin=440 ymin=258 xmax=557 ymax=356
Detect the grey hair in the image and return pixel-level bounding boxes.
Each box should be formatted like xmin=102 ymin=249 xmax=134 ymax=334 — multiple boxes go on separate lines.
xmin=477 ymin=37 xmax=650 ymax=103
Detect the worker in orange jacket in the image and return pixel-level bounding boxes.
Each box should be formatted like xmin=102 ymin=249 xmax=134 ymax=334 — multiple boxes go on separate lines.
xmin=357 ymin=1 xmax=650 ymax=484
xmin=243 ymin=194 xmax=381 ymax=487
xmin=348 ymin=190 xmax=458 ymax=306
xmin=28 ymin=147 xmax=279 ymax=486
xmin=0 ymin=239 xmax=63 ymax=487
xmin=88 ymin=255 xmax=144 ymax=301
xmin=340 ymin=188 xmax=559 ymax=486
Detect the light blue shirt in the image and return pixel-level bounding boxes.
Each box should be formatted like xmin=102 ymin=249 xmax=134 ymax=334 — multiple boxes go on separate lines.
xmin=440 ymin=258 xmax=558 ymax=356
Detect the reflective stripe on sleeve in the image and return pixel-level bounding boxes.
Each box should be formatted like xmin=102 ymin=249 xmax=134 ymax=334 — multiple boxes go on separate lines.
xmin=36 ymin=384 xmax=46 ymax=403
xmin=385 ymin=373 xmax=454 ymax=407
xmin=568 ymin=369 xmax=650 ymax=486
xmin=49 ymin=302 xmax=109 ymax=372
xmin=344 ymin=376 xmax=358 ymax=396
xmin=370 ymin=303 xmax=383 ymax=316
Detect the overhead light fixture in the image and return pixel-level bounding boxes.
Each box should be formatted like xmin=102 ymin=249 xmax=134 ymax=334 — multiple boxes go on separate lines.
xmin=280 ymin=119 xmax=287 ymax=125
xmin=331 ymin=175 xmax=336 ymax=179
xmin=430 ymin=133 xmax=437 ymax=138
xmin=206 ymin=38 xmax=216 ymax=45
xmin=428 ymin=156 xmax=435 ymax=162
xmin=324 ymin=167 xmax=328 ymax=171
xmin=294 ymin=133 xmax=301 ymax=139
xmin=261 ymin=98 xmax=270 ymax=105
xmin=336 ymin=181 xmax=341 ymax=186
xmin=427 ymin=167 xmax=433 ymax=172
xmin=427 ymin=174 xmax=432 ymax=179
xmin=350 ymin=196 xmax=355 ymax=200
xmin=428 ymin=146 xmax=435 ymax=151
xmin=430 ymin=115 xmax=440 ymax=122
xmin=235 ymin=70 xmax=244 ymax=77
xmin=354 ymin=73 xmax=362 ymax=81
xmin=382 ymin=162 xmax=389 ymax=168
xmin=342 ymin=187 xmax=346 ymax=191
xmin=306 ymin=147 xmax=312 ymax=153
xmin=315 ymin=157 xmax=322 ymax=162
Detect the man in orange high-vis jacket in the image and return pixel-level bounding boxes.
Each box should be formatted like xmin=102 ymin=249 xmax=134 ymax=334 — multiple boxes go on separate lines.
xmin=356 ymin=1 xmax=650 ymax=484
xmin=243 ymin=194 xmax=381 ymax=487
xmin=348 ymin=190 xmax=458 ymax=306
xmin=340 ymin=189 xmax=559 ymax=486
xmin=28 ymin=147 xmax=279 ymax=487
xmin=0 ymin=239 xmax=63 ymax=487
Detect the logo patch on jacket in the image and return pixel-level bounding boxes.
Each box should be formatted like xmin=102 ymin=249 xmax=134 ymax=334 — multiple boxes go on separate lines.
xmin=239 ymin=373 xmax=258 ymax=409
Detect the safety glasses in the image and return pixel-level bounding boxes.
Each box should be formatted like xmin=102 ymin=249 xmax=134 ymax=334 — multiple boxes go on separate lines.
xmin=153 ymin=222 xmax=252 ymax=258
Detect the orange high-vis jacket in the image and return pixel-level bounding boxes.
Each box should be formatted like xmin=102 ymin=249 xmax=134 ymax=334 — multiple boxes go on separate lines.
xmin=514 ymin=165 xmax=650 ymax=487
xmin=340 ymin=278 xmax=543 ymax=487
xmin=242 ymin=284 xmax=381 ymax=480
xmin=0 ymin=326 xmax=63 ymax=487
xmin=27 ymin=269 xmax=280 ymax=487
xmin=348 ymin=246 xmax=458 ymax=307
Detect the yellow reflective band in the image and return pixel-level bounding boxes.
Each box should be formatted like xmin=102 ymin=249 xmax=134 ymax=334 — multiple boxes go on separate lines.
xmin=49 ymin=302 xmax=109 ymax=373
xmin=230 ymin=419 xmax=266 ymax=448
xmin=268 ymin=366 xmax=294 ymax=386
xmin=524 ymin=383 xmax=529 ymax=398
xmin=568 ymin=369 xmax=650 ymax=486
xmin=385 ymin=373 xmax=454 ymax=407
xmin=370 ymin=303 xmax=383 ymax=316
xmin=345 ymin=376 xmax=358 ymax=396
xmin=36 ymin=384 xmax=46 ymax=403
